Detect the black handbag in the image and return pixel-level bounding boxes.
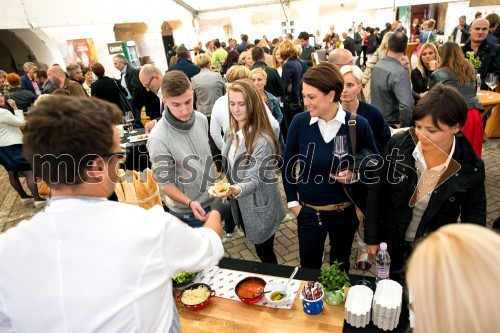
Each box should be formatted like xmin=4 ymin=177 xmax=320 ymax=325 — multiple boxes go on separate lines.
xmin=342 ymin=113 xmax=381 ymax=214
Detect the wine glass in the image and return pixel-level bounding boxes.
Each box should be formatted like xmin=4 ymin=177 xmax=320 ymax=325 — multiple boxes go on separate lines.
xmin=123 ymin=116 xmax=131 ymax=137
xmin=125 ymin=111 xmax=136 ymax=134
xmin=485 ymin=73 xmax=497 ymax=99
xmin=355 ymin=249 xmax=372 ymax=288
xmin=333 ymin=135 xmax=348 ymax=160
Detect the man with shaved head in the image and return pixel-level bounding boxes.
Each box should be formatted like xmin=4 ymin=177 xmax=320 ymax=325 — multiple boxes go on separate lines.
xmin=463 ymin=18 xmax=500 ymax=90
xmin=47 ymin=65 xmax=88 ymax=97
xmin=342 ymin=32 xmax=355 ymax=56
xmin=328 ymin=48 xmax=355 ymax=69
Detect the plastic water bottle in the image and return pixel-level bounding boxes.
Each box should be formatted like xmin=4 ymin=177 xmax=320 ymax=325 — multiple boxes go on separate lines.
xmin=375 ymin=242 xmax=391 ymax=283
xmin=476 ymin=74 xmax=482 ymax=96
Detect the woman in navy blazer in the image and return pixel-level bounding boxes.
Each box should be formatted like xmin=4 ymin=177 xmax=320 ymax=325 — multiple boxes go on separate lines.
xmin=282 ymin=63 xmax=378 ymax=270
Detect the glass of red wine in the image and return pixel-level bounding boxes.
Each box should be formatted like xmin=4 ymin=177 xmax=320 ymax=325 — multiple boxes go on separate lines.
xmin=355 ymin=249 xmax=372 ymax=288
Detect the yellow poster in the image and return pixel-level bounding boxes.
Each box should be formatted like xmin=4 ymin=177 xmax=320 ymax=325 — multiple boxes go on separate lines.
xmin=67 ymin=38 xmax=98 ymax=68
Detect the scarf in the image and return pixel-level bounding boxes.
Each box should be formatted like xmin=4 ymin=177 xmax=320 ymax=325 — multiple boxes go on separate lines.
xmin=163 ymin=107 xmax=195 ymax=131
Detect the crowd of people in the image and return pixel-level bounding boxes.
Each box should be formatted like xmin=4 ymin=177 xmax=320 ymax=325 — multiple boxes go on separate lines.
xmin=0 ymin=11 xmax=499 ymax=333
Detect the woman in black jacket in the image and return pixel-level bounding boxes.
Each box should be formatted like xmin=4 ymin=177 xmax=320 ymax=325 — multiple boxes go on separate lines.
xmin=411 ymin=43 xmax=439 ymax=96
xmin=90 ymin=62 xmax=124 ymax=112
xmin=364 ymin=84 xmax=486 ymax=280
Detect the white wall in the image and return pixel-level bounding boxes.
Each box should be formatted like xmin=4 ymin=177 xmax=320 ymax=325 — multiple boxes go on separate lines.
xmin=469 ymin=5 xmax=499 ymax=19
xmin=41 ymin=24 xmax=117 ymax=75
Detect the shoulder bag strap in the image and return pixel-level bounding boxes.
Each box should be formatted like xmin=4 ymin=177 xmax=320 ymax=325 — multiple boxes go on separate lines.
xmin=348 ymin=113 xmax=357 ymax=155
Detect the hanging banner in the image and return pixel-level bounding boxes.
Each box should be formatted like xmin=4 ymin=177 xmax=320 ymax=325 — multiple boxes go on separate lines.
xmin=67 ymin=38 xmax=98 ymax=68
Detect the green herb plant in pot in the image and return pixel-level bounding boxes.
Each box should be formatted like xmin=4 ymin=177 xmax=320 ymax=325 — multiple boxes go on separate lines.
xmin=319 ymin=260 xmax=351 ymax=305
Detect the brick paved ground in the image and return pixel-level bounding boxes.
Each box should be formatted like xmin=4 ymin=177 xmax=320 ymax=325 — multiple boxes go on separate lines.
xmin=1 ymin=139 xmax=499 ymax=277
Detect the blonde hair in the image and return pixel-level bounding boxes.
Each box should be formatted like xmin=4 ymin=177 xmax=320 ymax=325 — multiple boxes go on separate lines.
xmin=195 ymin=53 xmax=212 ymax=68
xmin=339 ymin=65 xmax=366 ymax=102
xmin=239 ymin=51 xmax=248 ymax=64
xmin=226 ymin=65 xmax=251 ymax=83
xmin=278 ymin=40 xmax=297 ymax=61
xmin=416 ymin=43 xmax=439 ymax=77
xmin=227 ymin=78 xmax=280 ymax=162
xmin=250 ymin=67 xmax=267 ymax=80
xmin=407 ymin=224 xmax=500 ymax=333
xmin=376 ymin=31 xmax=393 ymax=56
xmin=295 ymin=45 xmax=302 ymax=56
xmin=272 ymin=47 xmax=283 ymax=69
xmin=261 ymin=37 xmax=270 ymax=48
xmin=33 ymin=94 xmax=53 ymax=106
xmin=339 ymin=65 xmax=363 ymax=83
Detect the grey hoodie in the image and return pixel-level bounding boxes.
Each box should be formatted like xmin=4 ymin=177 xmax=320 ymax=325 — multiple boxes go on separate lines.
xmin=147 ymin=110 xmax=215 ymax=213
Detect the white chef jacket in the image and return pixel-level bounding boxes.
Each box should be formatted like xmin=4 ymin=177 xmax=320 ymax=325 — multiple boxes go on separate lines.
xmin=0 ymin=198 xmax=224 ymax=332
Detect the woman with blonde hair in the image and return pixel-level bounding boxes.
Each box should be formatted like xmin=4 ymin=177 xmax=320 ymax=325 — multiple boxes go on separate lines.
xmin=430 ymin=42 xmax=483 ymax=156
xmin=250 ymin=68 xmax=283 ymax=125
xmin=210 ymin=65 xmax=251 ymax=151
xmin=406 ymin=224 xmax=500 ymax=333
xmin=219 ymin=78 xmax=284 ymax=263
xmin=239 ymin=51 xmax=253 ymax=68
xmin=411 ymin=43 xmax=439 ymax=95
xmin=361 ymin=32 xmax=410 ymax=100
xmin=340 ymin=65 xmax=390 ymax=153
xmin=271 ymin=47 xmax=284 ymax=76
xmin=419 ymin=19 xmax=436 ymax=43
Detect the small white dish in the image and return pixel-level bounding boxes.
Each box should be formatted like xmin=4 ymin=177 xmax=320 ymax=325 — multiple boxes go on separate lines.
xmin=264 ymin=281 xmax=292 ymax=306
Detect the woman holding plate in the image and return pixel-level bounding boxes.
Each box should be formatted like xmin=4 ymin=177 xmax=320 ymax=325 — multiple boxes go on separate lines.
xmin=218 ymin=78 xmax=284 ymax=264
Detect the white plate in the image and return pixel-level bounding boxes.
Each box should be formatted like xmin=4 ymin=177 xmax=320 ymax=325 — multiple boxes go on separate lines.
xmin=129 ymin=134 xmax=149 ymax=143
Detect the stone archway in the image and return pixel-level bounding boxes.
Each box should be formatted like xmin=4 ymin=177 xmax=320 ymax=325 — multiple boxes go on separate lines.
xmin=0 ymin=29 xmax=64 ymax=73
xmin=161 ymin=21 xmax=183 ymax=65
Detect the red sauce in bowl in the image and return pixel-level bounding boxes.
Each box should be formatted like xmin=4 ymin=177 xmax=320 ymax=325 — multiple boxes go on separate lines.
xmin=237 ymin=281 xmax=265 ymax=298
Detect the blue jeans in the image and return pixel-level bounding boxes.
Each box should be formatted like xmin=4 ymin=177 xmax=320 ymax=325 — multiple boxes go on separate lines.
xmin=169 ymin=207 xmax=211 ymax=228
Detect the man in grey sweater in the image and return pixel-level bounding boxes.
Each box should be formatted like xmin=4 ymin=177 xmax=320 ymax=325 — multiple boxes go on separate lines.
xmin=147 ymin=71 xmax=215 ymax=227
xmin=370 ymin=32 xmax=413 ymax=128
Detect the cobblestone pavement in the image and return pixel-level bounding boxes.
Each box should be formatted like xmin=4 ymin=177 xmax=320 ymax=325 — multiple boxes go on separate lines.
xmin=1 ymin=139 xmax=499 ymax=276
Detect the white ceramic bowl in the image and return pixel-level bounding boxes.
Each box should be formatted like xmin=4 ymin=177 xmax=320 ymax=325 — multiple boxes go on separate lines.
xmin=264 ymin=281 xmax=292 ymax=306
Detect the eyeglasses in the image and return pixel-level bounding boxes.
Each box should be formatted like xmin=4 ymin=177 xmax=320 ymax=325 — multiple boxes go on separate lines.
xmin=334 ymin=60 xmax=355 ymax=68
xmin=143 ymin=75 xmax=155 ymax=89
xmin=102 ymin=150 xmax=127 ymax=164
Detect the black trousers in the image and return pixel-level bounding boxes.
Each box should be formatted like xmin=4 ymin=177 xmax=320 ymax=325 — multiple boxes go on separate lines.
xmin=283 ymin=101 xmax=303 ymax=134
xmin=239 ymin=212 xmax=278 ymax=264
xmin=297 ymin=205 xmax=358 ymax=271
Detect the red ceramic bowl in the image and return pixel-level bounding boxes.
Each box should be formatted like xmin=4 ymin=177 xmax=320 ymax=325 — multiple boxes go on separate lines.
xmin=176 ymin=283 xmax=215 ymax=310
xmin=235 ymin=277 xmax=267 ymax=304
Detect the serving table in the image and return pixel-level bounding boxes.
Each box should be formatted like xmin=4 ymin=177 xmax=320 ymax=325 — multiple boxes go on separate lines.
xmin=176 ymin=258 xmax=409 ymax=333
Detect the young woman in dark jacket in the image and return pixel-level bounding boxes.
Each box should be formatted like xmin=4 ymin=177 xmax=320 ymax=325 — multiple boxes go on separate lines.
xmin=411 ymin=43 xmax=439 ymax=95
xmin=364 ymin=84 xmax=486 ymax=280
xmin=430 ymin=42 xmax=484 ymax=157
